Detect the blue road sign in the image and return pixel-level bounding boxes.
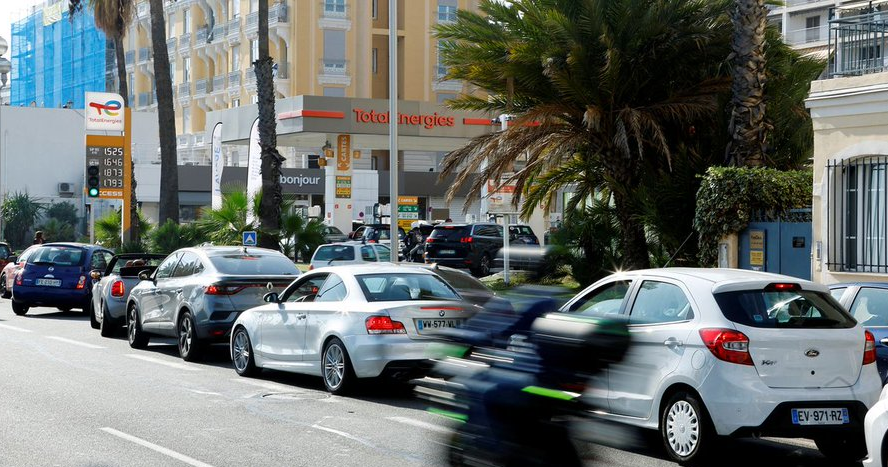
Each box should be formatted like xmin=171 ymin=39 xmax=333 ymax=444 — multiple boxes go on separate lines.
xmin=243 ymin=231 xmax=258 ymax=246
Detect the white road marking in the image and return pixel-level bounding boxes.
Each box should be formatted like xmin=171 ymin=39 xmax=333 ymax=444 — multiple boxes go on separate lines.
xmin=0 ymin=323 xmax=33 ymax=333
xmin=386 ymin=416 xmax=450 ymax=434
xmin=230 ymin=378 xmax=297 ymax=392
xmin=44 ymin=336 xmax=105 ymax=349
xmin=186 ymin=389 xmax=222 ymax=396
xmin=310 ymin=424 xmax=376 ymax=448
xmin=125 ymin=354 xmax=201 ymax=371
xmin=100 ymin=427 xmax=215 ymax=467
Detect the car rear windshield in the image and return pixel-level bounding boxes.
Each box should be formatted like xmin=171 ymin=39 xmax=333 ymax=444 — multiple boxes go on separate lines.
xmin=314 ymin=245 xmax=355 ymax=261
xmin=357 ymin=273 xmax=461 ymax=302
xmin=29 ymin=246 xmax=85 ymax=266
xmin=434 ymin=269 xmax=490 ymax=294
xmin=209 ymin=254 xmax=300 ymax=276
xmin=325 ymin=226 xmax=344 ymax=235
xmin=714 ymin=289 xmax=856 ymax=329
xmin=510 ymin=226 xmax=535 ymax=236
xmin=429 ymin=226 xmax=470 ymax=242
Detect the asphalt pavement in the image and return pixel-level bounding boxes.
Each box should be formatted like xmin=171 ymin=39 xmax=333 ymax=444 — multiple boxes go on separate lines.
xmin=0 ymin=300 xmax=854 ymax=467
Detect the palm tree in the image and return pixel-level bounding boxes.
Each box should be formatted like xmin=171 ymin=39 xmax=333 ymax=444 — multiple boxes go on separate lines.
xmin=435 ymin=0 xmax=734 ymax=269
xmin=68 ymin=0 xmax=141 ymax=243
xmin=149 ymin=219 xmax=208 ymax=254
xmin=94 ymin=209 xmax=153 ymax=250
xmin=0 ymin=192 xmax=44 ymax=250
xmin=254 ymin=0 xmax=285 ymax=250
xmin=148 ymin=0 xmax=179 ymax=224
xmin=197 ymin=190 xmax=260 ymax=245
xmin=279 ymin=208 xmax=325 ymax=262
xmin=725 ymin=0 xmax=769 ymax=167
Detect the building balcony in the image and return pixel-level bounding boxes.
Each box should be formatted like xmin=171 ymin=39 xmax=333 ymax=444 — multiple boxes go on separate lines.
xmin=177 ymin=134 xmax=194 ymax=150
xmin=178 ymin=82 xmax=191 ymax=105
xmin=195 ymin=78 xmax=208 ymax=97
xmin=137 ymin=2 xmax=150 ymax=23
xmin=125 ymin=50 xmax=135 ymax=70
xmin=167 ymin=37 xmax=177 ymax=57
xmin=137 ymin=47 xmax=151 ymax=64
xmin=195 ymin=25 xmax=209 ymax=46
xmin=212 ymin=74 xmax=226 ymax=96
xmin=245 ymin=5 xmax=289 ymax=39
xmin=138 ymin=92 xmax=154 ymax=108
xmin=244 ymin=69 xmax=257 ymax=91
xmin=226 ymin=18 xmax=242 ymax=45
xmin=828 ymin=13 xmax=888 ymax=77
xmin=318 ymin=59 xmax=350 ymax=86
xmin=245 ymin=11 xmax=259 ymax=37
xmin=178 ymin=32 xmax=192 ymax=56
xmin=227 ymin=70 xmax=242 ymax=97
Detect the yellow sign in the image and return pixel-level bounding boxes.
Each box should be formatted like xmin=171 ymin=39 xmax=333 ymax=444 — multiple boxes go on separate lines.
xmin=750 ymin=250 xmax=764 ymax=266
xmin=336 ymin=134 xmax=351 ymax=171
xmin=353 ymin=149 xmax=361 ymax=159
xmin=398 ymin=196 xmax=418 ymax=205
xmin=398 ymin=219 xmax=414 ymax=231
xmin=335 ymin=175 xmax=351 ymax=198
xmin=750 ymin=230 xmax=765 ymax=250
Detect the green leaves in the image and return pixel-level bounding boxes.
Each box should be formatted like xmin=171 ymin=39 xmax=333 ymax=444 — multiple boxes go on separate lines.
xmin=1 ymin=192 xmax=45 ymax=250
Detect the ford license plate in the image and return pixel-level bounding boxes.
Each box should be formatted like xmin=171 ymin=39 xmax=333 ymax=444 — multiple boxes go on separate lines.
xmin=415 ymin=318 xmax=464 ymax=334
xmin=36 ymin=278 xmax=61 ymax=287
xmin=791 ymin=408 xmax=848 ymax=425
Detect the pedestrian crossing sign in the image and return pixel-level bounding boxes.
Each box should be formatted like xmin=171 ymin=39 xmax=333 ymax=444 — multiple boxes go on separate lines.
xmin=243 ymin=231 xmax=258 ymax=246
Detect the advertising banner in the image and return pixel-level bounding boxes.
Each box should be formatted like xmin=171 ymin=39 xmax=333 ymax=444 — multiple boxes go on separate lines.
xmin=211 ymin=123 xmax=224 ymax=210
xmin=245 ymin=118 xmax=261 ymax=224
xmin=85 ymin=92 xmax=125 ymax=132
xmin=336 ymin=135 xmax=351 ymax=171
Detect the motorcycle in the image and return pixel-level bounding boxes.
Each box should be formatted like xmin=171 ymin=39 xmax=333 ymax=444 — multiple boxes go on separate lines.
xmin=418 ymin=303 xmax=631 ymax=467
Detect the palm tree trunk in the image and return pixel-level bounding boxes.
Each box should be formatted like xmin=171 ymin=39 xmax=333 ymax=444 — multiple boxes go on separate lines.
xmin=726 ymin=0 xmax=768 ymax=167
xmin=148 ymin=0 xmax=179 ymax=224
xmin=255 ymin=0 xmax=284 ymax=250
xmin=114 ymin=36 xmax=140 ymax=244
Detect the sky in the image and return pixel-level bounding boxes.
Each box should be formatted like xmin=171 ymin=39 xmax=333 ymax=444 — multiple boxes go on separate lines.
xmin=0 ymin=0 xmax=45 ymax=54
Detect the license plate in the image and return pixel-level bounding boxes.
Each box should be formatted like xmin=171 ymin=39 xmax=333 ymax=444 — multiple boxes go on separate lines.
xmin=36 ymin=278 xmax=61 ymax=287
xmin=415 ymin=318 xmax=465 ymax=333
xmin=439 ymin=250 xmax=456 ymax=255
xmin=791 ymin=408 xmax=849 ymax=425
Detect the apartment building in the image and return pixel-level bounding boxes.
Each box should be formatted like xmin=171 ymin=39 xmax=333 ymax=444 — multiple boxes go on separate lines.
xmin=124 ymin=0 xmax=478 ymax=166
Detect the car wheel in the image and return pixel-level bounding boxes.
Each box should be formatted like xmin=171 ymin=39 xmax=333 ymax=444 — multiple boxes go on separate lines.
xmin=99 ymin=303 xmax=117 ymax=338
xmin=472 ymin=254 xmax=491 ymax=277
xmin=322 ymin=337 xmax=355 ymax=395
xmin=660 ymin=391 xmax=715 ymax=465
xmin=0 ymin=274 xmax=9 ymax=299
xmin=177 ymin=311 xmax=203 ymax=362
xmin=11 ymin=299 xmax=28 ymax=316
xmin=127 ymin=304 xmax=149 ymax=349
xmin=88 ymin=300 xmax=99 ymax=329
xmin=232 ymin=327 xmax=260 ymax=377
xmin=815 ymin=435 xmax=866 ymax=463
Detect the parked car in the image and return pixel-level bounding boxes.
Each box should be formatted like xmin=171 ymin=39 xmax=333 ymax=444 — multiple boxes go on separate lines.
xmin=424 ymin=223 xmax=505 ymax=277
xmin=404 ymin=263 xmax=496 ymax=309
xmin=126 ymin=246 xmax=300 ymax=361
xmin=0 ymin=245 xmax=38 ymax=299
xmin=309 ymin=242 xmax=391 ymax=270
xmin=230 ymin=264 xmax=476 ymax=394
xmin=560 ymin=268 xmax=881 ymax=464
xmin=348 ymin=223 xmax=407 ymax=257
xmin=830 ymin=282 xmax=888 ymax=384
xmin=0 ymin=242 xmax=14 ymax=272
xmin=322 ymin=225 xmax=348 ymax=243
xmin=11 ymin=243 xmax=114 ymax=316
xmin=508 ymin=225 xmax=540 ymax=245
xmin=864 ymin=384 xmax=888 ymax=467
xmin=89 ymin=253 xmax=165 ymax=336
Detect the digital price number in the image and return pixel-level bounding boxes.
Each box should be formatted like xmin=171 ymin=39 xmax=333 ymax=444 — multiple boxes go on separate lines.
xmin=86 ymin=145 xmax=125 ymax=198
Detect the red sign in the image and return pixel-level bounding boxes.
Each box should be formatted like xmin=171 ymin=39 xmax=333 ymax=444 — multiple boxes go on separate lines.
xmin=352 ymin=108 xmax=455 ymax=129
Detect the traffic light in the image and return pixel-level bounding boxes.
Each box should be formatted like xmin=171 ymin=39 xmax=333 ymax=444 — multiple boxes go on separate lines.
xmin=87 ymin=166 xmax=100 ymax=197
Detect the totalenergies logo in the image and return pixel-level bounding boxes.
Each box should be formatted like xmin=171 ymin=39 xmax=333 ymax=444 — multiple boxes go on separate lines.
xmin=89 ymin=100 xmax=122 ymax=116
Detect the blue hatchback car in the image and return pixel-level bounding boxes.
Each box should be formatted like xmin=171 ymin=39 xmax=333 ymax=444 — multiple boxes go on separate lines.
xmin=11 ymin=243 xmax=114 ymax=316
xmin=830 ymin=283 xmax=888 ymax=384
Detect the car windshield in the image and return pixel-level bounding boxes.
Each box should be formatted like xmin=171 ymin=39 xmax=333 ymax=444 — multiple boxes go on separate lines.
xmin=376 ymin=245 xmax=391 ymax=261
xmin=714 ymin=288 xmax=856 ymax=329
xmin=314 ymin=245 xmax=355 ymax=261
xmin=429 ymin=226 xmax=470 ymax=241
xmin=434 ymin=268 xmax=490 ymax=294
xmin=325 ymin=226 xmax=344 ymax=235
xmin=29 ymin=246 xmax=85 ymax=266
xmin=357 ymin=273 xmax=461 ymax=302
xmin=209 ymin=254 xmax=299 ymax=275
xmin=110 ymin=257 xmax=164 ymax=274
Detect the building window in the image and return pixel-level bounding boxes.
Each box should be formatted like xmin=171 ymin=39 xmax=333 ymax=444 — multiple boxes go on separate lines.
xmin=168 ymin=13 xmax=175 ymax=37
xmin=251 ymin=94 xmax=259 ymax=104
xmin=438 ymin=0 xmax=457 ymax=23
xmin=250 ymin=39 xmax=259 ymax=63
xmin=231 ymin=48 xmax=240 ymax=71
xmin=372 ymin=0 xmax=378 ymax=19
xmin=232 ymin=98 xmax=240 ymax=107
xmin=323 ymin=30 xmax=347 ymax=74
xmin=183 ymin=57 xmax=191 ymax=82
xmin=827 ymin=156 xmax=888 ymax=273
xmin=806 ymin=16 xmax=821 ymax=43
xmin=183 ymin=107 xmax=191 ymax=132
xmin=184 ymin=8 xmax=192 ymax=33
xmin=250 ymin=0 xmax=258 ymax=13
xmin=437 ymin=93 xmax=456 ymax=104
xmin=372 ymin=48 xmax=377 ymax=74
xmin=324 ymin=0 xmax=347 ymax=16
xmin=231 ymin=0 xmax=240 ymax=19
xmin=436 ymin=41 xmax=448 ymax=78
xmin=170 ymin=61 xmax=176 ymax=83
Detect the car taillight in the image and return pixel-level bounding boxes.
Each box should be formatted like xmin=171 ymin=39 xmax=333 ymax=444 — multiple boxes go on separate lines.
xmin=368 ymin=239 xmax=377 ymax=243
xmin=111 ymin=280 xmax=125 ymax=297
xmin=765 ymin=282 xmax=801 ymax=292
xmin=206 ymin=284 xmax=243 ymax=295
xmin=426 ymin=238 xmax=435 ymax=243
xmin=14 ymin=270 xmax=23 ymax=286
xmin=365 ymin=316 xmax=406 ymax=335
xmin=76 ymin=275 xmax=87 ymax=290
xmin=460 ymin=237 xmax=473 ymax=243
xmin=699 ymin=328 xmax=753 ymax=366
xmin=864 ymin=330 xmax=877 ymax=365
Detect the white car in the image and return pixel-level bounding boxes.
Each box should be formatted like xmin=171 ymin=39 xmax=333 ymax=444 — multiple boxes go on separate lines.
xmin=864 ymin=385 xmax=888 ymax=466
xmin=230 ymin=264 xmax=476 ymax=394
xmin=309 ymin=242 xmax=391 ymax=270
xmin=562 ymin=268 xmax=881 ymax=464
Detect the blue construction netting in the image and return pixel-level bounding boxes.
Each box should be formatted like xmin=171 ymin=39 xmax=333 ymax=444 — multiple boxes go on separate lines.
xmin=10 ymin=2 xmax=111 ymax=109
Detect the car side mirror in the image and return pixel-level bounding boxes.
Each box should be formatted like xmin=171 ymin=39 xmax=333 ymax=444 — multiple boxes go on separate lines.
xmin=263 ymin=292 xmax=279 ymax=303
xmin=138 ymin=271 xmax=152 ymax=281
xmin=89 ymin=270 xmax=102 ymax=280
xmin=7 ymin=255 xmax=17 ymax=263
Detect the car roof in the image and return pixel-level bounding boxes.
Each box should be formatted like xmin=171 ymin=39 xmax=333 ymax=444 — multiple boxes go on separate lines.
xmin=186 ymin=246 xmax=282 ymax=256
xmin=112 ymin=253 xmax=166 ymax=259
xmin=830 ymin=282 xmax=888 ymax=289
xmin=617 ymin=267 xmax=820 ymax=288
xmin=309 ymin=263 xmax=436 ymax=276
xmin=42 ymin=242 xmax=103 ymax=249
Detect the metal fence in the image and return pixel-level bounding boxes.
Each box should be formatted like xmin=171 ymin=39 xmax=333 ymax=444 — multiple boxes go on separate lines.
xmin=829 ymin=13 xmax=888 ymax=77
xmin=825 ymin=156 xmax=888 ymax=273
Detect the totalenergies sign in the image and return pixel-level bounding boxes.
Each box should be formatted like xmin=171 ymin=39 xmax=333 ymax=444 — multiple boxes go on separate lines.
xmin=85 ymin=92 xmax=125 ymax=131
xmin=352 ymin=108 xmax=456 ymax=129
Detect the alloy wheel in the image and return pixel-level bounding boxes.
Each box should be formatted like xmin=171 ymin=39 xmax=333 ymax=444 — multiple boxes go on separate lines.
xmin=233 ymin=331 xmax=250 ymax=372
xmin=324 ymin=344 xmax=345 ymax=390
xmin=179 ymin=317 xmax=193 ymax=356
xmin=128 ymin=309 xmax=137 ymax=343
xmin=666 ymin=400 xmax=700 ymax=457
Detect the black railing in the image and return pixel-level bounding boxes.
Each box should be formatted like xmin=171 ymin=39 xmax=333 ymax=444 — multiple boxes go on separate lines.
xmin=829 ymin=13 xmax=888 ymax=77
xmin=825 ymin=156 xmax=888 ymax=273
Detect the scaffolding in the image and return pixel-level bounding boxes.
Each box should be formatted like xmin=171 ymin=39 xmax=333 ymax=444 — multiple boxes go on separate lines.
xmin=10 ymin=1 xmax=111 ymax=108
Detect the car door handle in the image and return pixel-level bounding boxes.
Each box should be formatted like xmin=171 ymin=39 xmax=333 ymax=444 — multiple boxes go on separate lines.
xmin=663 ymin=337 xmax=684 ymax=347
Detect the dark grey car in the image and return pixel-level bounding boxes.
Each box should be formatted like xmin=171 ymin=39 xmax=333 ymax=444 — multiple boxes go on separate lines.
xmin=126 ymin=246 xmax=300 ymax=361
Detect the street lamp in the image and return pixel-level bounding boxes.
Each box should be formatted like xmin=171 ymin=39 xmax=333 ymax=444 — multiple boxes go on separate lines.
xmin=0 ymin=35 xmax=10 ymax=105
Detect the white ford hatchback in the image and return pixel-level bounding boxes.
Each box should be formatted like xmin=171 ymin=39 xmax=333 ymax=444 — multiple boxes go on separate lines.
xmin=562 ymin=268 xmax=881 ymax=464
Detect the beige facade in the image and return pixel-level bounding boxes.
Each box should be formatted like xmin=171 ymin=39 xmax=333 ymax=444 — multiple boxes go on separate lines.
xmin=124 ymin=0 xmax=478 ymax=165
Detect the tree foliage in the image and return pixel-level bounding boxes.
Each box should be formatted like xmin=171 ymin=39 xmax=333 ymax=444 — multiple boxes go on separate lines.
xmin=148 ymin=219 xmax=208 ymax=255
xmin=94 ymin=209 xmax=153 ymax=250
xmin=1 ymin=192 xmax=45 ymax=250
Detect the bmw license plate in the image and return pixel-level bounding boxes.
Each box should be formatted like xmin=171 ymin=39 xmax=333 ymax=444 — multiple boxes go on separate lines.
xmin=36 ymin=278 xmax=61 ymax=287
xmin=416 ymin=318 xmax=464 ymax=334
xmin=791 ymin=408 xmax=848 ymax=425
xmin=439 ymin=250 xmax=456 ymax=255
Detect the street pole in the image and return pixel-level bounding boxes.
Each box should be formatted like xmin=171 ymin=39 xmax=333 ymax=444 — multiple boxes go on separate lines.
xmin=121 ymin=107 xmax=132 ymax=246
xmin=89 ymin=203 xmax=95 ymax=244
xmin=389 ymin=0 xmax=399 ymax=263
xmin=500 ymin=115 xmax=510 ymax=285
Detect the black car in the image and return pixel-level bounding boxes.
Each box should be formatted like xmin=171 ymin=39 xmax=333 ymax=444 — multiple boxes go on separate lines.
xmin=424 ymin=223 xmax=504 ymax=277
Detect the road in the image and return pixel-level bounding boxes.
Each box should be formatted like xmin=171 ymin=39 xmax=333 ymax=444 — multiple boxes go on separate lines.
xmin=0 ymin=301 xmax=854 ymax=467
